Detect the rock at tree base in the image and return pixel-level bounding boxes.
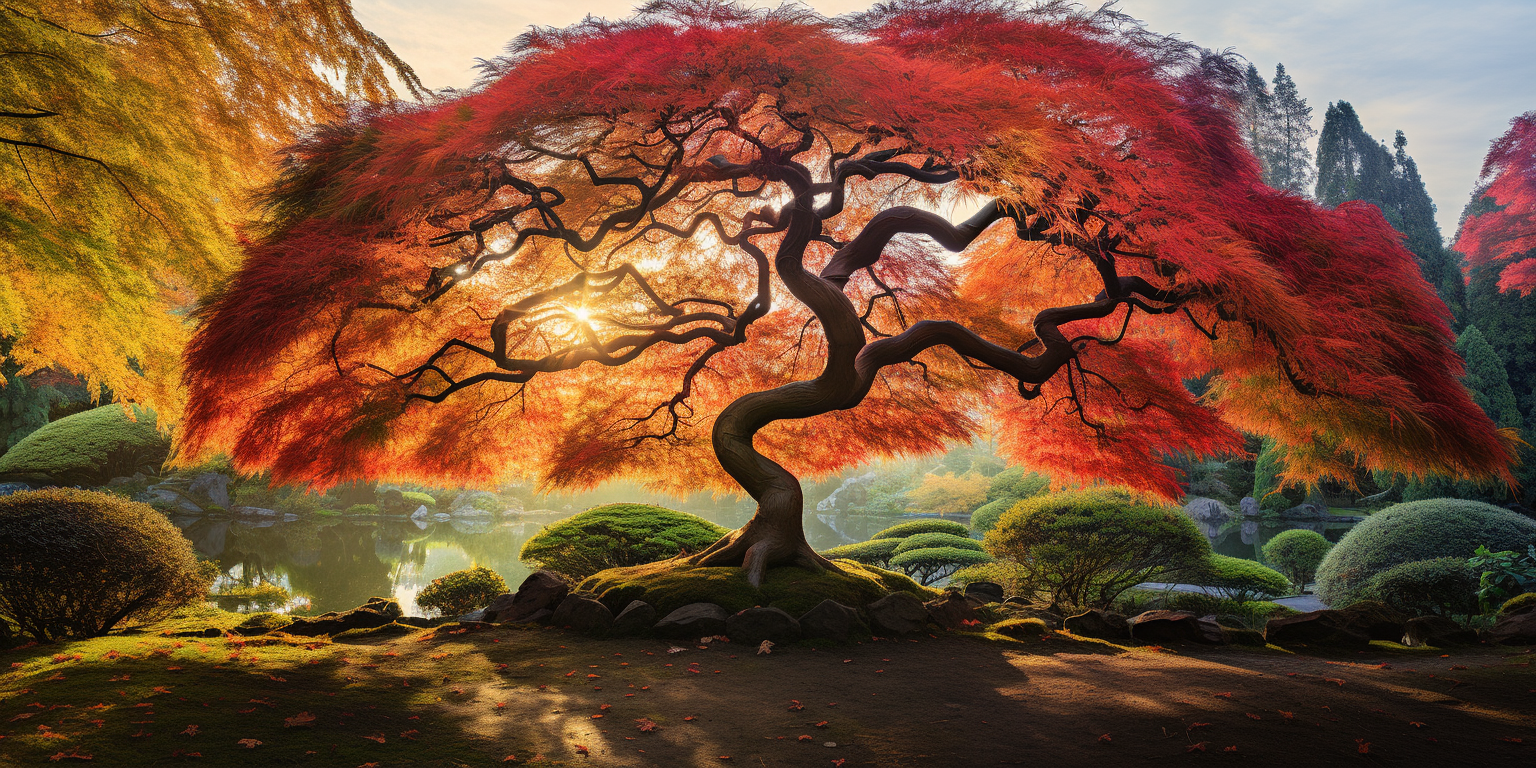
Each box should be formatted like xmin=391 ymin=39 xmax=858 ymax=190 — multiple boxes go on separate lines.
xmin=1127 ymin=610 xmax=1225 ymax=644
xmin=727 ymin=606 xmax=802 ymax=645
xmin=1401 ymin=616 xmax=1477 ymax=647
xmin=924 ymin=592 xmax=981 ymax=629
xmin=1264 ymin=610 xmax=1369 ymax=648
xmin=283 ymin=597 xmax=402 ymax=637
xmin=799 ymin=600 xmax=862 ymax=642
xmin=484 ymin=570 xmax=569 ymax=623
xmin=1486 ymin=610 xmax=1536 ymax=645
xmin=1339 ymin=600 xmax=1409 ymax=641
xmin=612 ymin=601 xmax=657 ymax=636
xmin=1064 ymin=609 xmax=1130 ymax=639
xmin=964 ymin=582 xmax=1005 ymax=603
xmin=654 ymin=603 xmax=729 ymax=639
xmin=551 ymin=594 xmax=614 ymax=636
xmin=866 ymin=592 xmax=930 ymax=636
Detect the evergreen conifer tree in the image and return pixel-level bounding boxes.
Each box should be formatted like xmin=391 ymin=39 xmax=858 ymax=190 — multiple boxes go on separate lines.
xmin=1267 ymin=64 xmax=1317 ymax=195
xmin=1456 ymin=326 xmax=1523 ymax=428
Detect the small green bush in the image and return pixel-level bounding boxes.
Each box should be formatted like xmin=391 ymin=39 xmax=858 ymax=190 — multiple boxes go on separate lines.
xmin=819 ymin=538 xmax=903 ymax=567
xmin=519 ymin=503 xmax=728 ymax=580
xmin=1262 ymin=529 xmax=1331 ymax=592
xmin=343 ymin=503 xmax=379 ymax=516
xmin=949 ymin=561 xmax=1036 ymax=599
xmin=986 ymin=466 xmax=1050 ymax=501
xmin=211 ymin=581 xmax=291 ymax=611
xmin=416 ymin=566 xmax=509 ymax=618
xmin=0 ymin=404 xmax=170 ymax=484
xmin=401 ymin=491 xmax=437 ymax=508
xmin=1499 ymin=592 xmax=1536 ymax=616
xmin=1364 ymin=557 xmax=1479 ymax=618
xmin=1184 ymin=555 xmax=1291 ymax=602
xmin=969 ymin=498 xmax=1014 ymax=534
xmin=870 ymin=519 xmax=971 ymax=540
xmin=892 ymin=532 xmax=982 ymax=555
xmin=985 ymin=489 xmax=1209 ymax=610
xmin=0 ymin=489 xmax=215 ymax=640
xmin=890 ymin=547 xmax=993 ymax=585
xmin=1315 ymin=499 xmax=1536 ymax=605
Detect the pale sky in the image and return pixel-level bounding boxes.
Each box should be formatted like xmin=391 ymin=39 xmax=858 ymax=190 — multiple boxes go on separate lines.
xmin=353 ymin=0 xmax=1536 ymax=239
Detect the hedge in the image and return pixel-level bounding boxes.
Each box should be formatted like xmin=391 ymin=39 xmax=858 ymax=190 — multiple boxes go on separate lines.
xmin=1315 ymin=498 xmax=1536 ymax=606
xmin=0 ymin=404 xmax=169 ymax=484
xmin=1185 ymin=554 xmax=1291 ymax=602
xmin=870 ymin=519 xmax=971 ymax=540
xmin=520 ymin=503 xmax=728 ymax=580
xmin=892 ymin=531 xmax=983 ymax=555
xmin=889 ymin=547 xmax=993 ymax=585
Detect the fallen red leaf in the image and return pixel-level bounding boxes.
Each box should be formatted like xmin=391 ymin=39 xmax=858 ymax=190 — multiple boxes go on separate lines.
xmin=574 ymin=744 xmax=590 ymax=755
xmin=1356 ymin=739 xmax=1371 ymax=754
xmin=237 ymin=739 xmax=261 ymax=749
xmin=362 ymin=732 xmax=387 ymax=744
xmin=635 ymin=718 xmax=658 ymax=733
xmin=180 ymin=725 xmax=199 ymax=737
xmin=1187 ymin=742 xmax=1206 ymax=753
xmin=284 ymin=712 xmax=316 ymax=728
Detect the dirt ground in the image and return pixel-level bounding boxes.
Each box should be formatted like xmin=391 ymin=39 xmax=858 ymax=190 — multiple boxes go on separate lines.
xmin=2 ymin=623 xmax=1533 ymax=767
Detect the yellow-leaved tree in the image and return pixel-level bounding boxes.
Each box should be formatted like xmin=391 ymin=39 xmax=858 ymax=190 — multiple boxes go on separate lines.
xmin=0 ymin=0 xmax=421 ymax=417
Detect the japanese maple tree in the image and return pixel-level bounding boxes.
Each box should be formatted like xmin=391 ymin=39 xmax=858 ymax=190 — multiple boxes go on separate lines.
xmin=1456 ymin=111 xmax=1536 ymax=295
xmin=182 ymin=1 xmax=1515 ymax=584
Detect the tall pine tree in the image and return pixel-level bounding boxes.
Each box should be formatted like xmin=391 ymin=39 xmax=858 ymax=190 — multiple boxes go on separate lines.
xmin=1267 ymin=64 xmax=1316 ymax=194
xmin=1457 ymin=326 xmax=1523 ymax=428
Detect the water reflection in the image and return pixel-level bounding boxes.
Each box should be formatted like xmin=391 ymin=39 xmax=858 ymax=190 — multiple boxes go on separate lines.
xmin=1208 ymin=520 xmax=1356 ymax=561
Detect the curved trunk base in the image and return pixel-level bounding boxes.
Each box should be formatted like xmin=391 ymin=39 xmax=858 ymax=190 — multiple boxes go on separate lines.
xmin=687 ymin=518 xmax=843 ymax=587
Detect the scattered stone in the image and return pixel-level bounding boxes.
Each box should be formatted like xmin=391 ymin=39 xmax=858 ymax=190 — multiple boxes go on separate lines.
xmin=1127 ymin=610 xmax=1224 ymax=644
xmin=611 ymin=601 xmax=657 ymax=636
xmin=457 ymin=609 xmax=487 ymax=623
xmin=654 ymin=603 xmax=729 ymax=639
xmin=1486 ymin=610 xmax=1536 ymax=645
xmin=0 ymin=482 xmax=33 ymax=496
xmin=1063 ymin=609 xmax=1129 ymax=639
xmin=1339 ymin=600 xmax=1409 ymax=641
xmin=1264 ymin=610 xmax=1369 ymax=648
xmin=187 ymin=472 xmax=231 ymax=509
xmin=378 ymin=488 xmax=410 ymax=515
xmin=866 ymin=592 xmax=931 ymax=636
xmin=484 ymin=571 xmax=569 ymax=623
xmin=282 ymin=597 xmax=402 ymax=637
xmin=1402 ymin=615 xmax=1478 ymax=647
xmin=231 ymin=506 xmax=279 ymax=517
xmin=727 ymin=606 xmax=802 ymax=645
xmin=551 ymin=594 xmax=615 ymax=636
xmin=963 ymin=582 xmax=1005 ymax=603
xmin=924 ymin=592 xmax=980 ymax=629
xmin=798 ymin=599 xmax=862 ymax=642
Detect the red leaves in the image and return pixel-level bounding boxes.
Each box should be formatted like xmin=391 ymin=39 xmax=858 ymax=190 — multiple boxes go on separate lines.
xmin=1186 ymin=742 xmax=1207 ymax=753
xmin=362 ymin=733 xmax=387 ymax=744
xmin=180 ymin=725 xmax=200 ymax=737
xmin=284 ymin=712 xmax=316 ymax=728
xmin=236 ymin=739 xmax=262 ymax=749
xmin=48 ymin=750 xmax=92 ymax=762
xmin=574 ymin=744 xmax=589 ymax=755
xmin=635 ymin=718 xmax=659 ymax=733
xmin=1356 ymin=739 xmax=1371 ymax=754
xmin=788 ymin=700 xmax=804 ymax=711
xmin=1097 ymin=733 xmax=1111 ymax=743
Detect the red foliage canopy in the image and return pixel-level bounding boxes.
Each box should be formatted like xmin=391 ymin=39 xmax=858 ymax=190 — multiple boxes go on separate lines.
xmin=181 ymin=1 xmax=1513 ymax=517
xmin=1456 ymin=111 xmax=1536 ymax=295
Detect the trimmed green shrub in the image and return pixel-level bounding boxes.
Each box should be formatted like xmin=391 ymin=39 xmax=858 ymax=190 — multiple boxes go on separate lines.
xmin=1184 ymin=555 xmax=1291 ymax=603
xmin=892 ymin=532 xmax=983 ymax=555
xmin=890 ymin=547 xmax=993 ymax=585
xmin=1499 ymin=592 xmax=1536 ymax=616
xmin=1315 ymin=499 xmax=1536 ymax=606
xmin=950 ymin=561 xmax=1035 ymax=599
xmin=969 ymin=498 xmax=1014 ymax=534
xmin=401 ymin=491 xmax=437 ymax=508
xmin=819 ymin=538 xmax=902 ymax=567
xmin=1363 ymin=557 xmax=1479 ymax=618
xmin=984 ymin=489 xmax=1209 ymax=609
xmin=1261 ymin=529 xmax=1331 ymax=591
xmin=520 ymin=503 xmax=728 ymax=580
xmin=0 ymin=489 xmax=215 ymax=640
xmin=416 ymin=566 xmax=509 ymax=618
xmin=870 ymin=519 xmax=971 ymax=540
xmin=0 ymin=404 xmax=170 ymax=484
xmin=579 ymin=559 xmax=936 ymax=618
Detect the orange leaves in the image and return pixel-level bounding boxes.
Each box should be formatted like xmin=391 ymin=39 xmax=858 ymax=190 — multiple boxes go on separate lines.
xmin=284 ymin=712 xmax=316 ymax=728
xmin=47 ymin=750 xmax=92 ymax=762
xmin=635 ymin=718 xmax=659 ymax=733
xmin=362 ymin=733 xmax=387 ymax=744
xmin=236 ymin=739 xmax=262 ymax=749
xmin=180 ymin=725 xmax=199 ymax=737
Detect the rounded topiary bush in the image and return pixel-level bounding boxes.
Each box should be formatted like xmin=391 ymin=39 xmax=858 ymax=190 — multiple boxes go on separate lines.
xmin=0 ymin=489 xmax=215 ymax=640
xmin=0 ymin=404 xmax=170 ymax=484
xmin=870 ymin=519 xmax=971 ymax=540
xmin=1363 ymin=557 xmax=1479 ymax=618
xmin=1261 ymin=529 xmax=1331 ymax=591
xmin=890 ymin=546 xmax=992 ymax=585
xmin=520 ymin=503 xmax=728 ymax=580
xmin=968 ymin=498 xmax=1014 ymax=534
xmin=416 ymin=566 xmax=509 ymax=618
xmin=819 ymin=538 xmax=903 ymax=567
xmin=1185 ymin=554 xmax=1291 ymax=602
xmin=1315 ymin=499 xmax=1536 ymax=606
xmin=892 ymin=531 xmax=982 ymax=555
xmin=985 ymin=488 xmax=1208 ymax=609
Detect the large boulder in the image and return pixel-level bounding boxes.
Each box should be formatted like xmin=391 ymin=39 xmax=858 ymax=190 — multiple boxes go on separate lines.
xmin=866 ymin=592 xmax=931 ymax=636
xmin=924 ymin=591 xmax=980 ymax=630
xmin=1064 ymin=609 xmax=1130 ymax=639
xmin=963 ymin=582 xmax=1005 ymax=603
xmin=654 ymin=603 xmax=729 ymax=639
xmin=1486 ymin=610 xmax=1536 ymax=645
xmin=1264 ymin=610 xmax=1369 ymax=648
xmin=283 ymin=597 xmax=402 ymax=637
xmin=798 ymin=599 xmax=862 ymax=642
xmin=1402 ymin=616 xmax=1478 ymax=647
xmin=1339 ymin=600 xmax=1409 ymax=641
xmin=483 ymin=570 xmax=569 ymax=623
xmin=550 ymin=594 xmax=615 ymax=636
xmin=1127 ymin=610 xmax=1224 ymax=644
xmin=611 ymin=600 xmax=658 ymax=637
xmin=187 ymin=472 xmax=231 ymax=509
xmin=726 ymin=606 xmax=802 ymax=645
xmin=379 ymin=488 xmax=410 ymax=515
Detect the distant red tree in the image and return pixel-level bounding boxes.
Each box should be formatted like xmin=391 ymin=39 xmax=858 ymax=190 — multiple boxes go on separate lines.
xmin=182 ymin=1 xmax=1514 ymax=584
xmin=1457 ymin=111 xmax=1536 ymax=295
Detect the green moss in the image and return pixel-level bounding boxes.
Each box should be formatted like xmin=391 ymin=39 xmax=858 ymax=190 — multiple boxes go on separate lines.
xmin=949 ymin=560 xmax=1035 ymax=598
xmin=0 ymin=404 xmax=169 ymax=484
xmin=578 ymin=559 xmax=937 ymax=617
xmin=343 ymin=503 xmax=379 ymax=516
xmin=871 ymin=519 xmax=971 ymax=540
xmin=1499 ymin=592 xmax=1536 ymax=616
xmin=989 ymin=617 xmax=1049 ymax=639
xmin=334 ymin=621 xmax=420 ymax=641
xmin=401 ymin=491 xmax=437 ymax=507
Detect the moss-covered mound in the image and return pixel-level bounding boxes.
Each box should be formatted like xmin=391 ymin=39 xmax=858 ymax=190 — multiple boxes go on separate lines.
xmin=0 ymin=404 xmax=169 ymax=484
xmin=521 ymin=503 xmax=728 ymax=581
xmin=578 ymin=559 xmax=939 ymax=617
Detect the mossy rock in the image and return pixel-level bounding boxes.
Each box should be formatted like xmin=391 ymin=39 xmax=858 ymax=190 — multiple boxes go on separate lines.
xmin=989 ymin=617 xmax=1049 ymax=639
xmin=334 ymin=622 xmax=420 ymax=641
xmin=1499 ymin=592 xmax=1536 ymax=617
xmin=578 ymin=559 xmax=938 ymax=618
